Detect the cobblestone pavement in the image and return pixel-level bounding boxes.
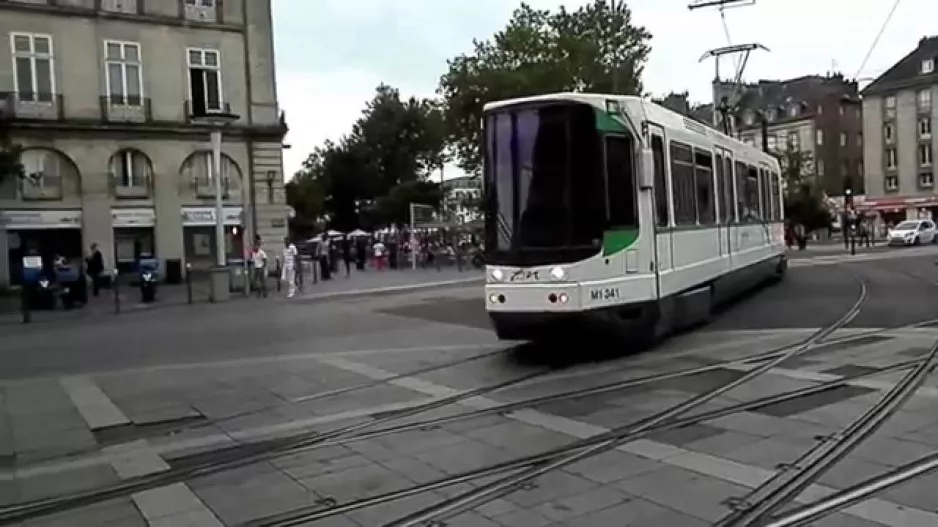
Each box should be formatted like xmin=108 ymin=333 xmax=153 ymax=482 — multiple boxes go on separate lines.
xmin=3 ymin=254 xmax=938 ymax=525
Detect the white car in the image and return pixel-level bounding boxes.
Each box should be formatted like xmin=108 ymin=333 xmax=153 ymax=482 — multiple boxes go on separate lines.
xmin=887 ymin=219 xmax=937 ymax=246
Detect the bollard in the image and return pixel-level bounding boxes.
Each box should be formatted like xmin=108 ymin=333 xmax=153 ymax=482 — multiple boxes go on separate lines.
xmin=275 ymin=258 xmax=282 ymax=292
xmin=850 ymin=233 xmax=856 ymax=256
xmin=185 ymin=263 xmax=193 ymax=304
xmin=20 ymin=285 xmax=30 ymax=324
xmin=112 ymin=269 xmax=120 ymax=314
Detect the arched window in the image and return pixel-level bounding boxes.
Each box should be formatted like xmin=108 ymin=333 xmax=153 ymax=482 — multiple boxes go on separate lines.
xmin=19 ymin=148 xmax=76 ymax=200
xmin=109 ymin=149 xmax=152 ymax=189
xmin=180 ymin=151 xmax=241 ymax=198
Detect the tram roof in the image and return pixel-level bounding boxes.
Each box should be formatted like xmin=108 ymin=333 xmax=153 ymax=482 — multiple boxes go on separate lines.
xmin=484 ymin=93 xmax=778 ymax=168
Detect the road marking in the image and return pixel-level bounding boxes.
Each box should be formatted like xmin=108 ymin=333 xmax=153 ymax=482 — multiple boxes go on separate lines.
xmin=295 ymin=276 xmax=483 ymax=302
xmin=60 ymin=376 xmax=131 ymax=430
xmin=320 ymin=357 xmax=938 ymax=526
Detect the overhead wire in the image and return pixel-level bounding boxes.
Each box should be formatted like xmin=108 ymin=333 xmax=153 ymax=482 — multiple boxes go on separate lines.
xmin=853 ymin=0 xmax=902 ymax=79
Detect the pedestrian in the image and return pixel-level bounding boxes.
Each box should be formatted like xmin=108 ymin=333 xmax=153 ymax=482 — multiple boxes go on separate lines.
xmin=341 ymin=236 xmax=352 ymax=277
xmin=85 ymin=243 xmax=104 ymax=297
xmin=280 ymin=237 xmax=298 ymax=298
xmin=251 ymin=241 xmax=268 ymax=297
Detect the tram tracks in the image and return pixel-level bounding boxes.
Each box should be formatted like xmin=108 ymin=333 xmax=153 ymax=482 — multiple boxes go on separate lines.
xmin=7 ymin=268 xmax=931 ymax=526
xmin=0 ymin=312 xmax=889 ymax=526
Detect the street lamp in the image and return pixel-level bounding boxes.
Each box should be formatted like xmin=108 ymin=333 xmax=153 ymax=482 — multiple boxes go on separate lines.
xmin=189 ymin=107 xmax=240 ymax=302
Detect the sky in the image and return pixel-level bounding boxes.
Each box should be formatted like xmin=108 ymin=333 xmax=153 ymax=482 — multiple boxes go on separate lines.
xmin=272 ymin=0 xmax=933 ymax=180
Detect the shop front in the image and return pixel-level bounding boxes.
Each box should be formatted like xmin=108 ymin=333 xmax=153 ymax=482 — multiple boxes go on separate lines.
xmin=112 ymin=208 xmax=156 ymax=275
xmin=0 ymin=209 xmax=83 ymax=286
xmin=181 ymin=206 xmax=244 ymax=269
xmin=857 ymin=196 xmax=938 ymax=237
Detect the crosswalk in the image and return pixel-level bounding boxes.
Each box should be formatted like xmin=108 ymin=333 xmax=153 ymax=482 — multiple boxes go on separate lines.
xmin=789 ymin=246 xmax=938 ymax=267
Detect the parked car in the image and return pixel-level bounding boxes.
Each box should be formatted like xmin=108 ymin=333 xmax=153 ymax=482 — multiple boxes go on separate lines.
xmin=887 ymin=219 xmax=937 ymax=246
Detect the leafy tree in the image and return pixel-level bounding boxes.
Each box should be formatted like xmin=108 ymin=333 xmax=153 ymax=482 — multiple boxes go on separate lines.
xmin=0 ymin=112 xmax=23 ymax=187
xmin=293 ymin=84 xmax=449 ymax=231
xmin=353 ymin=84 xmax=449 ymax=194
xmin=438 ymin=0 xmax=652 ymax=175
xmin=371 ymin=180 xmax=442 ymax=226
xmin=775 ymin=148 xmax=831 ymax=231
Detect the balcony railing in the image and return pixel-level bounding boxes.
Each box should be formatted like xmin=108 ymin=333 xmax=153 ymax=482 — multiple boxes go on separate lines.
xmin=0 ymin=92 xmax=64 ymax=120
xmin=184 ymin=101 xmax=235 ymax=123
xmin=193 ymin=175 xmax=235 ymax=199
xmin=100 ymin=95 xmax=152 ymax=123
xmin=20 ymin=174 xmax=63 ymax=201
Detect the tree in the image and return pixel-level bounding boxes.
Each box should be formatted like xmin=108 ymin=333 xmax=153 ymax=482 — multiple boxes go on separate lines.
xmin=775 ymin=148 xmax=831 ymax=231
xmin=293 ymin=84 xmax=449 ymax=231
xmin=352 ymin=84 xmax=449 ymax=194
xmin=371 ymin=180 xmax=442 ymax=226
xmin=0 ymin=112 xmax=23 ymax=187
xmin=438 ymin=0 xmax=652 ymax=175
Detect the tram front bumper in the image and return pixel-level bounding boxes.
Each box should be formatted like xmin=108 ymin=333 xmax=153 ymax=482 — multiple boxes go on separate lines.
xmin=485 ymin=283 xmax=582 ymax=313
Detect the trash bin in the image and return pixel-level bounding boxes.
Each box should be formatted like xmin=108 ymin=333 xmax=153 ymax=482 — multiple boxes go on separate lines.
xmin=228 ymin=258 xmax=247 ymax=292
xmin=165 ymin=259 xmax=182 ymax=285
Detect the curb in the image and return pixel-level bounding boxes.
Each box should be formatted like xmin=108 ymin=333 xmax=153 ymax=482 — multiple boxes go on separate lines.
xmin=0 ymin=275 xmax=485 ymax=327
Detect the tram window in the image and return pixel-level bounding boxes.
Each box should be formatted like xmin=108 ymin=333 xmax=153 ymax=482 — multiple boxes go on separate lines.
xmin=604 ymin=135 xmax=637 ymax=227
xmin=652 ymin=136 xmax=669 ymax=227
xmin=669 ymin=142 xmax=696 ymax=226
xmin=771 ymin=171 xmax=782 ymax=220
xmin=745 ymin=165 xmax=760 ymax=221
xmin=694 ymin=150 xmax=716 ymax=225
xmin=735 ymin=161 xmax=747 ymax=223
xmin=759 ymin=167 xmax=772 ymax=220
xmin=715 ymin=154 xmax=725 ymax=224
xmin=723 ymin=157 xmax=735 ymax=222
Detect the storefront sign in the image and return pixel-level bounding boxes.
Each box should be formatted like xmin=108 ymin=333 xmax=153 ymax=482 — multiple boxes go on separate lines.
xmin=112 ymin=208 xmax=156 ymax=228
xmin=0 ymin=210 xmax=82 ymax=229
xmin=181 ymin=207 xmax=243 ymax=227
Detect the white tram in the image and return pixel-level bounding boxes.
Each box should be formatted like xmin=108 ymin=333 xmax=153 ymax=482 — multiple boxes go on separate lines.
xmin=483 ymin=93 xmax=787 ymax=344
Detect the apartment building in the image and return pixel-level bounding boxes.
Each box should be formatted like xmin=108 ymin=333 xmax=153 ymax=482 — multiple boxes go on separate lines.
xmin=442 ymin=176 xmax=481 ymax=225
xmin=860 ymin=36 xmax=938 ymax=226
xmin=715 ymin=74 xmax=864 ymax=198
xmin=0 ymin=0 xmax=288 ymax=286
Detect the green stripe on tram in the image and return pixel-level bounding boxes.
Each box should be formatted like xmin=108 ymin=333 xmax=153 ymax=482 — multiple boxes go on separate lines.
xmin=603 ymin=229 xmax=639 ymax=256
xmin=595 ymin=109 xmax=628 ymax=133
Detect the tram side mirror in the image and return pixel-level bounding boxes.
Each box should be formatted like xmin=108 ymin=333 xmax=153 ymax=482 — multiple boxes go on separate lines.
xmin=638 ymin=150 xmax=654 ymax=190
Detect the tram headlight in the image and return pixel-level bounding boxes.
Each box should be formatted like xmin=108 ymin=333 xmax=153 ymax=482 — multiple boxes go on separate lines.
xmin=491 ymin=268 xmax=504 ymax=281
xmin=550 ymin=266 xmax=566 ymax=280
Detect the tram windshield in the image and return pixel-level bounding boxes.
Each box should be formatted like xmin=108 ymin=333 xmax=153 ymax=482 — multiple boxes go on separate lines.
xmin=483 ymin=102 xmax=609 ymax=266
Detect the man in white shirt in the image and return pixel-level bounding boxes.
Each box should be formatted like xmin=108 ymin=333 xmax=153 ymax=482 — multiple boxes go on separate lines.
xmin=251 ymin=242 xmax=268 ymax=297
xmin=281 ymin=237 xmax=298 ymax=298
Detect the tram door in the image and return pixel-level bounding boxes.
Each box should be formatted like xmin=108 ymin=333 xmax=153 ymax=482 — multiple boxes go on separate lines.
xmin=647 ymin=124 xmax=670 ymax=300
xmin=716 ymin=147 xmax=734 ymax=269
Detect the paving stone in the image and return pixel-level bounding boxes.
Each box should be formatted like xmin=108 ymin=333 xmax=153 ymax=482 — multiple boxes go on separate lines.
xmin=851 ymin=436 xmax=936 ymax=467
xmin=681 ymin=430 xmax=765 ymax=457
xmin=193 ymin=476 xmax=316 ymax=525
xmin=464 ymin=421 xmax=572 ymax=453
xmin=375 ymin=455 xmax=447 ymax=485
xmin=491 ymin=507 xmax=553 ymax=526
xmin=808 ymin=512 xmax=892 ymax=526
xmin=551 ymin=497 xmax=671 ymax=526
xmin=442 ymin=511 xmax=502 ymax=526
xmin=346 ymin=491 xmax=449 ymax=526
xmin=625 ymin=508 xmax=712 ymax=527
xmin=720 ymin=436 xmax=818 ymax=470
xmin=20 ymin=498 xmax=144 ymax=527
xmin=647 ymin=423 xmax=725 ymax=446
xmin=298 ymin=462 xmax=414 ymax=503
xmin=147 ymin=508 xmax=223 ymax=527
xmin=531 ymin=485 xmax=629 ymax=523
xmin=817 ymin=458 xmax=893 ymax=490
xmin=16 ymin=464 xmax=119 ymax=503
xmin=880 ymin=471 xmax=938 ymax=512
xmin=412 ymin=439 xmax=517 ymax=475
xmin=614 ymin=465 xmax=748 ymax=521
xmin=502 ymin=471 xmax=597 ymax=509
xmin=476 ymin=498 xmax=520 ymax=518
xmin=374 ymin=427 xmax=469 ymax=455
xmin=564 ymin=450 xmax=664 ymax=484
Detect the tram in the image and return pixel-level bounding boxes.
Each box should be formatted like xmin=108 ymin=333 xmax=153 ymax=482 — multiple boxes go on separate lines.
xmin=483 ymin=93 xmax=787 ymax=344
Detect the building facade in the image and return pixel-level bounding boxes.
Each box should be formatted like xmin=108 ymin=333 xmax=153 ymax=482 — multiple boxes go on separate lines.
xmin=860 ymin=36 xmax=938 ymax=226
xmin=0 ymin=0 xmax=288 ymax=286
xmin=716 ymin=74 xmax=864 ymax=198
xmin=441 ymin=176 xmax=481 ymax=225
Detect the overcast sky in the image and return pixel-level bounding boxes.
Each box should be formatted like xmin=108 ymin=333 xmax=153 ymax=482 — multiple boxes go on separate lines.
xmin=272 ymin=0 xmax=933 ymax=179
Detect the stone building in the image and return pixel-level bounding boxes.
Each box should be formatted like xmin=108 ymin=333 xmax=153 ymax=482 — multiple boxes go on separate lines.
xmin=860 ymin=36 xmax=938 ymax=225
xmin=0 ymin=0 xmax=288 ymax=286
